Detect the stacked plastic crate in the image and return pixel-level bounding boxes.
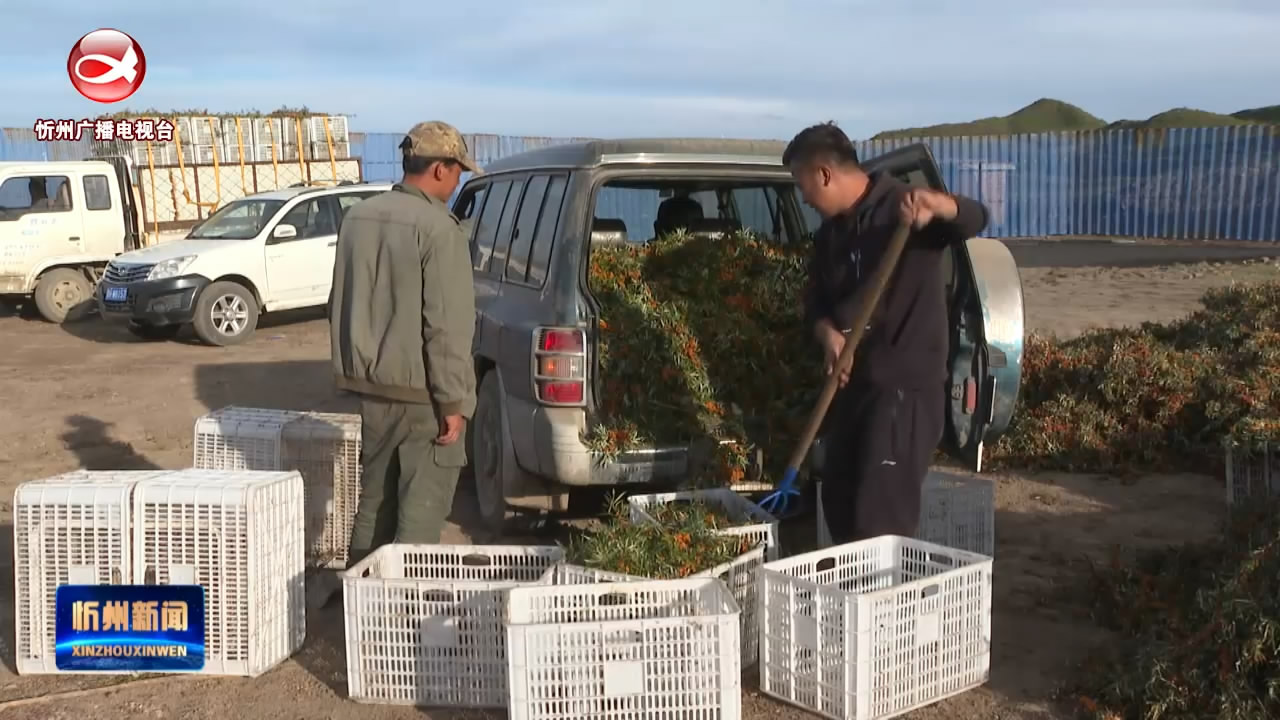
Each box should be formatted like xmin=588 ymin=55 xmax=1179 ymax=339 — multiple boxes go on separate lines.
xmin=12 ymin=468 xmax=306 ymax=677
xmin=192 ymin=406 xmax=361 ymax=568
xmin=775 ymin=443 xmax=997 ymax=718
xmin=816 ymin=469 xmax=996 ymax=557
xmin=132 ymin=469 xmax=305 ymax=676
xmin=341 ymin=544 xmax=564 ymax=708
xmin=13 ymin=471 xmax=166 ymax=674
xmin=506 ymin=576 xmax=742 ymax=720
xmin=626 ymin=488 xmax=778 ymax=668
xmin=308 ymin=116 xmax=352 ymax=160
xmin=757 ymin=536 xmax=993 ymax=720
xmin=341 ymin=545 xmax=744 ymax=719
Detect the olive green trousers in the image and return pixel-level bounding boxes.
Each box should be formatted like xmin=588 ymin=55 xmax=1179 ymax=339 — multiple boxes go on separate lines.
xmin=346 ymin=396 xmax=468 ymax=566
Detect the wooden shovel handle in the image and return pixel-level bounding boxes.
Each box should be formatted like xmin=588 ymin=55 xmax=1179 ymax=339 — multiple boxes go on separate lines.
xmin=784 ymin=219 xmax=913 ymax=472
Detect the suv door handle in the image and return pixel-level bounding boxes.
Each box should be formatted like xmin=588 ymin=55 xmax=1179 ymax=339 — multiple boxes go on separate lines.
xmin=69 ymin=236 xmax=80 ymax=242
xmin=327 ymin=241 xmax=336 ymax=247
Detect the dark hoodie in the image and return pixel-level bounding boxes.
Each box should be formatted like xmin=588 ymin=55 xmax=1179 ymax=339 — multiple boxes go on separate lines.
xmin=803 ymin=171 xmax=989 ymax=390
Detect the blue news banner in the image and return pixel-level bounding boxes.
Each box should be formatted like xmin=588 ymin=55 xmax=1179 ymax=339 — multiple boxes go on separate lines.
xmin=55 ymin=585 xmax=206 ymax=672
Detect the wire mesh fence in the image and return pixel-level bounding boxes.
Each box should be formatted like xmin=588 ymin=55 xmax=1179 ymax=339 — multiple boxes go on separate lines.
xmin=82 ymin=123 xmax=363 ymax=228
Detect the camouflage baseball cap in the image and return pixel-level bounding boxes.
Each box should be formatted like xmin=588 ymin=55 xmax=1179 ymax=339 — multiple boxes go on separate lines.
xmin=402 ymin=121 xmax=481 ymax=174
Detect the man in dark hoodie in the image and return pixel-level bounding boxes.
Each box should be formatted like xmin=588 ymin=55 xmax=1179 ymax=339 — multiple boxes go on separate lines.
xmin=783 ymin=122 xmax=989 ymax=543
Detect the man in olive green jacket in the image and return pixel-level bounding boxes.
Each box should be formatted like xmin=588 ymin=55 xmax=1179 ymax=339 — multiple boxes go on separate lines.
xmin=329 ymin=121 xmax=479 ymax=564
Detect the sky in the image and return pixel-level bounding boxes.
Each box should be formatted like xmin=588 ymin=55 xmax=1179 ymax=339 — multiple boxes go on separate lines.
xmin=2 ymin=0 xmax=1279 ymax=140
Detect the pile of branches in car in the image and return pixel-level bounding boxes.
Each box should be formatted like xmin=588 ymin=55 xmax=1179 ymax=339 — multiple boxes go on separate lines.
xmin=584 ymin=230 xmax=821 ymax=485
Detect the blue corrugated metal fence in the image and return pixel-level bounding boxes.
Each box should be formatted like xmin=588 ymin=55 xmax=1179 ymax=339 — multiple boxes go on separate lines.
xmin=5 ymin=124 xmax=1278 ymax=241
xmin=852 ymin=126 xmax=1280 ymax=241
xmin=1 ymin=127 xmax=105 ymax=161
xmin=356 ymin=131 xmax=596 ymax=189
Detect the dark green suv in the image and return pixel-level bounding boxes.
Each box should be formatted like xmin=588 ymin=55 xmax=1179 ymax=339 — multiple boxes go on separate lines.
xmin=452 ymin=139 xmax=1025 ymax=533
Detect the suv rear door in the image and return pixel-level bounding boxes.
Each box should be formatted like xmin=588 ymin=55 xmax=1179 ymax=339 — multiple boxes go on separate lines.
xmin=861 ymin=143 xmax=1024 ymax=471
xmin=455 ymin=172 xmax=572 ymax=405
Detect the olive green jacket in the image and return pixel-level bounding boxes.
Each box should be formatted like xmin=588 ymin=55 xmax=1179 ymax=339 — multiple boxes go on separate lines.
xmin=328 ymin=184 xmax=477 ymax=418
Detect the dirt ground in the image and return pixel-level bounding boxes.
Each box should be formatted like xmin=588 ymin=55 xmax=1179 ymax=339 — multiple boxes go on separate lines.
xmin=0 ymin=257 xmax=1276 ymax=720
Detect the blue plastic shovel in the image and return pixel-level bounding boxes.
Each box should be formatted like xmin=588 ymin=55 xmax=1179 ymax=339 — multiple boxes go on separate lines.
xmin=759 ymin=219 xmax=913 ymax=517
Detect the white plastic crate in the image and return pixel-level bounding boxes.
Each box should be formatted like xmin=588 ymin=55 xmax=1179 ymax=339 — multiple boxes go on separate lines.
xmin=280 ymin=412 xmax=361 ymax=568
xmin=627 ymin=488 xmax=781 ymax=560
xmin=133 ymin=469 xmax=306 ymax=677
xmin=758 ymin=536 xmax=992 ymax=720
xmin=192 ymin=406 xmax=361 ymax=568
xmin=192 ymin=406 xmax=290 ymax=471
xmin=1225 ymin=440 xmax=1279 ymax=506
xmin=543 ymin=560 xmax=766 ymax=657
xmin=559 ymin=544 xmax=764 ymax=667
xmin=817 ymin=470 xmax=995 ymax=556
xmin=13 ymin=471 xmax=172 ymax=674
xmin=540 ymin=563 xmax=645 ymax=585
xmin=342 ymin=544 xmax=564 ymax=709
xmin=695 ymin=544 xmax=766 ymax=669
xmin=505 ymin=578 xmax=742 ymax=720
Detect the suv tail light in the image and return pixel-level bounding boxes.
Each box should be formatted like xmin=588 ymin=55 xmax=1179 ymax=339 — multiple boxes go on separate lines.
xmin=532 ymin=327 xmax=587 ymax=406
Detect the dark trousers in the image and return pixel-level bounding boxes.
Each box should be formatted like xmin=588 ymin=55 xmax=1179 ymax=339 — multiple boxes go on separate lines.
xmin=820 ymin=383 xmax=945 ymax=544
xmin=347 ymin=397 xmax=468 ymax=565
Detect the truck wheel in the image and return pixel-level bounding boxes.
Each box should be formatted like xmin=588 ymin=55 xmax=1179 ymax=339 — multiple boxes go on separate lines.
xmin=33 ymin=268 xmax=94 ymax=324
xmin=471 ymin=372 xmax=511 ymax=537
xmin=192 ymin=281 xmax=258 ymax=346
xmin=127 ymin=321 xmax=182 ymax=341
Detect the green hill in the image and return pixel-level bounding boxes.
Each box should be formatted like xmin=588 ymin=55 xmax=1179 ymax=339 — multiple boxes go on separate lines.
xmin=873 ymin=99 xmax=1104 ymax=140
xmin=1107 ymin=108 xmax=1247 ymax=130
xmin=874 ymin=99 xmax=1277 ymax=139
xmin=1233 ymin=105 xmax=1280 ymax=123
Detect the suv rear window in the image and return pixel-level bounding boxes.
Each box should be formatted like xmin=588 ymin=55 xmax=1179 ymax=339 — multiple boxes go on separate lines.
xmin=505 ymin=175 xmax=550 ymax=283
xmin=592 ymin=178 xmax=816 ymax=247
xmin=472 ymin=180 xmax=512 ymax=271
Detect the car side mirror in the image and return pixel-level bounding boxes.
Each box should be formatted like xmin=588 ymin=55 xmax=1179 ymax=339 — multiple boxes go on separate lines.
xmin=272 ymin=223 xmax=297 ymax=241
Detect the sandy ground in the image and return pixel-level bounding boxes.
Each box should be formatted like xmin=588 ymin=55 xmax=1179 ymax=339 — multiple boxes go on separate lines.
xmin=0 ymin=257 xmax=1276 ymax=720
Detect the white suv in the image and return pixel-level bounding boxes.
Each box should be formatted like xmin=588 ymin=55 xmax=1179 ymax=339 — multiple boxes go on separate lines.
xmin=96 ymin=182 xmax=393 ymax=345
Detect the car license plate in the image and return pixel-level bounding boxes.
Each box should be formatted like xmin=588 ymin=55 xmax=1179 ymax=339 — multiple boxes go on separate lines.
xmin=104 ymin=286 xmax=127 ymax=303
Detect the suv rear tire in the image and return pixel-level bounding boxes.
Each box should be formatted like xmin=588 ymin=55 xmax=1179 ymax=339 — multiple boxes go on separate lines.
xmin=471 ymin=372 xmax=511 ymax=536
xmin=192 ymin=281 xmax=259 ymax=346
xmin=33 ymin=268 xmax=94 ymax=324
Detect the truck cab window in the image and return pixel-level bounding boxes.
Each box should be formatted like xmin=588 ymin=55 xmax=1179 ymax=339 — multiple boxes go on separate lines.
xmin=84 ymin=175 xmax=112 ymax=211
xmin=0 ymin=175 xmax=72 ymax=219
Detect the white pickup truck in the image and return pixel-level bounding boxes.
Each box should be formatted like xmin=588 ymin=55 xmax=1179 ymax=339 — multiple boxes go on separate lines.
xmin=95 ymin=181 xmax=393 ymax=345
xmin=0 ymin=157 xmax=187 ymax=323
